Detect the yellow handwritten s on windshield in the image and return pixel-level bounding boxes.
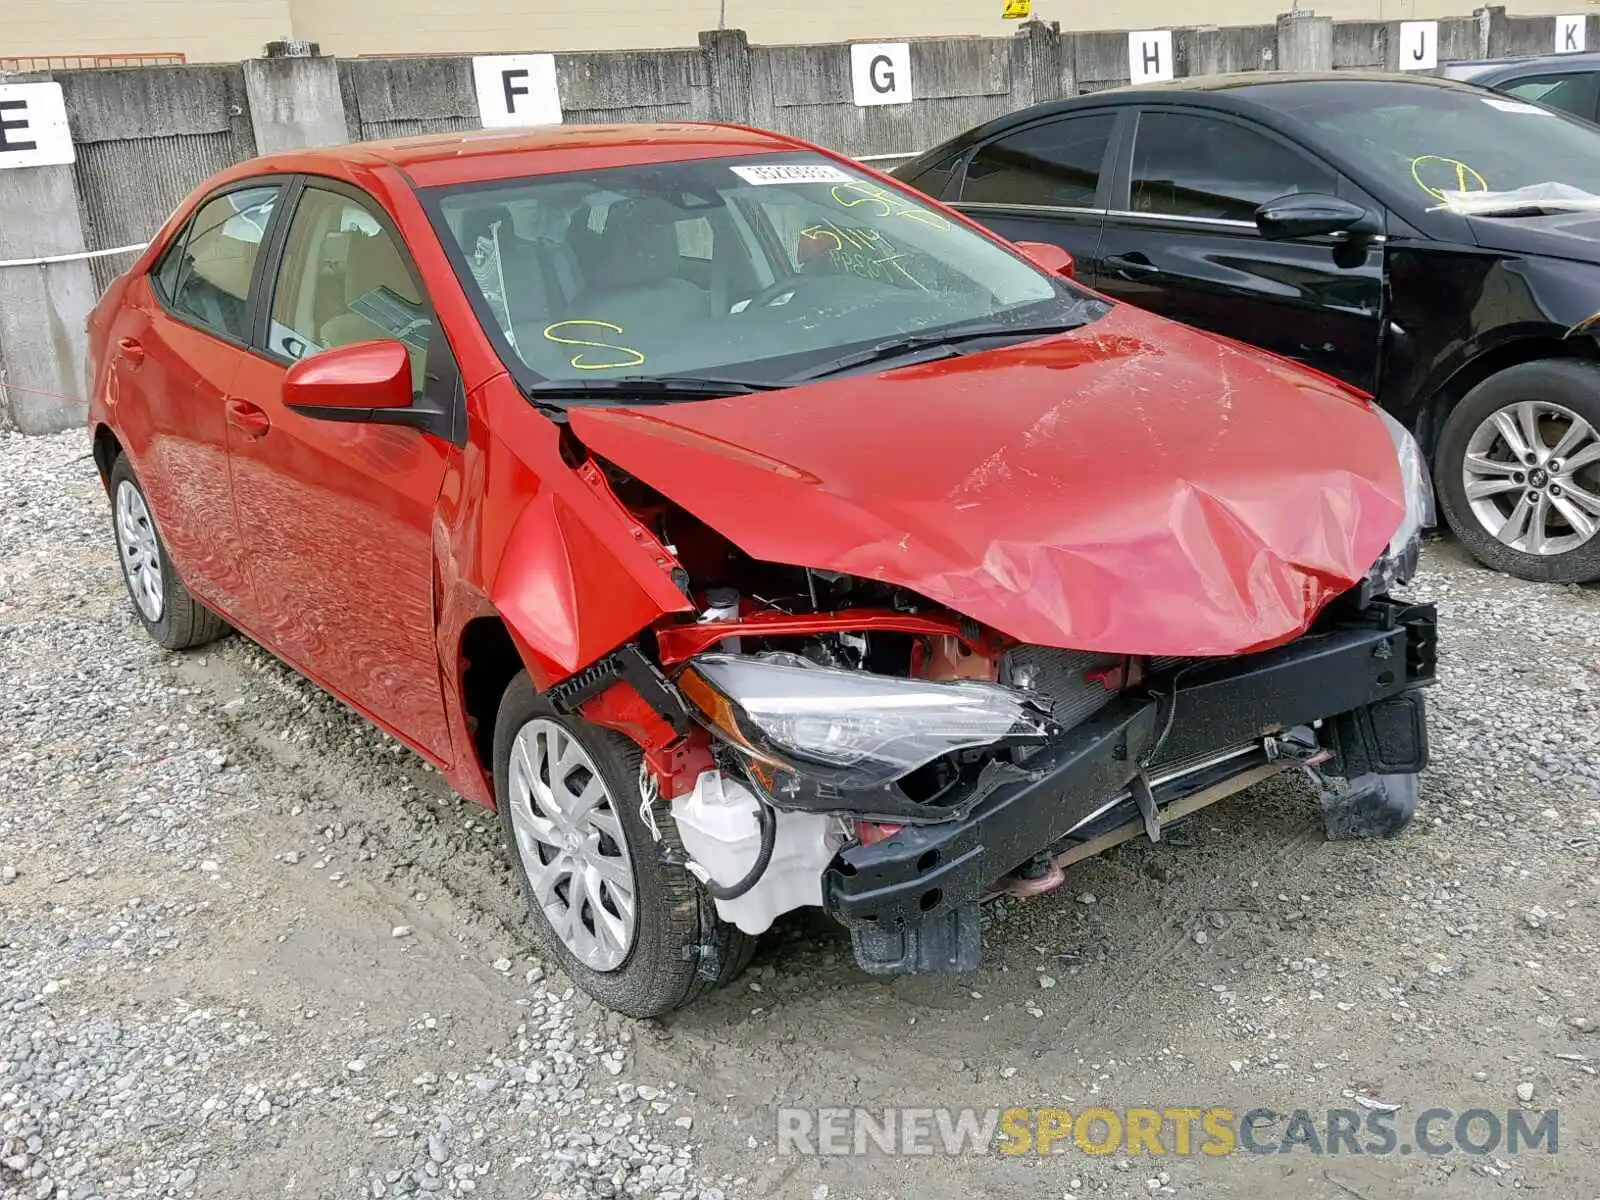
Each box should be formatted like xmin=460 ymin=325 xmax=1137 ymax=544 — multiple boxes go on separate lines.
xmin=542 ymin=320 xmax=645 ymax=370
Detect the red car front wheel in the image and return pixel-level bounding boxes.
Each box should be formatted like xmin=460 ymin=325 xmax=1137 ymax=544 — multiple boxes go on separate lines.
xmin=492 ymin=672 xmax=755 ymax=1017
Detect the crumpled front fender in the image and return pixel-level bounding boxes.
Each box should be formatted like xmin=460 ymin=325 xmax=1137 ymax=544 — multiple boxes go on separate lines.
xmin=479 ymin=389 xmax=693 ymax=690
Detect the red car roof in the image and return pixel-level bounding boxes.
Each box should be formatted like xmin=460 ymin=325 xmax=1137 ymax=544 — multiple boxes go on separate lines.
xmin=287 ymin=122 xmax=801 ymax=188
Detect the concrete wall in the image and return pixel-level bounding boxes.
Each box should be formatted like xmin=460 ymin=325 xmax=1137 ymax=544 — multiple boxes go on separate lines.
xmin=749 ymin=37 xmax=1020 ymax=161
xmin=558 ymin=48 xmax=718 ymax=125
xmin=6 ymin=0 xmax=1588 ymax=61
xmin=1 ymin=5 xmax=1594 ymax=431
xmin=337 ymin=58 xmax=481 ymax=142
xmin=55 ymin=65 xmax=258 ymax=293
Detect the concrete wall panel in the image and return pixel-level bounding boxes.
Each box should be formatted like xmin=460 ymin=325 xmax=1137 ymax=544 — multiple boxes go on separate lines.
xmin=557 ymin=50 xmax=711 ymax=123
xmin=338 ymin=57 xmax=481 ymax=141
xmin=53 ymin=65 xmax=257 ymax=292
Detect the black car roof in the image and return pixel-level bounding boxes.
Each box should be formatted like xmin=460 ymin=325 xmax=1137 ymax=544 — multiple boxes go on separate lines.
xmin=1442 ymin=51 xmax=1600 ymax=82
xmin=908 ymin=71 xmax=1480 ymax=146
xmin=895 ymin=70 xmax=1499 ymax=173
xmin=1034 ymin=69 xmax=1481 ymax=106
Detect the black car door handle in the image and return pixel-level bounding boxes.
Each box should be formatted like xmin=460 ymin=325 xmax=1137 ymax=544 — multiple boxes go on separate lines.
xmin=1103 ymin=253 xmax=1160 ymax=279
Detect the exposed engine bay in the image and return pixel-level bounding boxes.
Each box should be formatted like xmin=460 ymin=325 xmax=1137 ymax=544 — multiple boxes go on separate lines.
xmin=549 ymin=455 xmax=1438 ymax=977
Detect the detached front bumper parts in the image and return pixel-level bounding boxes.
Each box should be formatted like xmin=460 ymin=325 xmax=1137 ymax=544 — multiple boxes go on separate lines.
xmin=822 ymin=600 xmax=1437 ymax=975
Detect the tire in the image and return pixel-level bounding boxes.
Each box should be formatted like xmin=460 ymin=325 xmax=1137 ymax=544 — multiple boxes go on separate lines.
xmin=107 ymin=455 xmax=230 ymax=651
xmin=1320 ymin=771 xmax=1419 ymax=841
xmin=1435 ymin=360 xmax=1600 ymax=583
xmin=493 ymin=673 xmax=755 ymax=1017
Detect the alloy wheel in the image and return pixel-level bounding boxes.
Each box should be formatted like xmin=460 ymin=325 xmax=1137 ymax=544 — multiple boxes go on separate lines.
xmin=1461 ymin=399 xmax=1600 ymax=557
xmin=506 ymin=718 xmax=638 ymax=972
xmin=114 ymin=480 xmax=165 ymax=622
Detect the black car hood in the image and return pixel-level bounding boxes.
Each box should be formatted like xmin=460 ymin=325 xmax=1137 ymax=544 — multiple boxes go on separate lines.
xmin=1466 ymin=210 xmax=1600 ymax=262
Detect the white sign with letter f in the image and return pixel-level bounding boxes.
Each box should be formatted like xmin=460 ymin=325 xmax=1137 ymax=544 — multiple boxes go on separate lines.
xmin=473 ymin=55 xmax=562 ymax=128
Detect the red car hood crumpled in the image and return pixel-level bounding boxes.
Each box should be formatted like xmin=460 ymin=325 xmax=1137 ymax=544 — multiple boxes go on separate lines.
xmin=567 ymin=304 xmax=1407 ymax=658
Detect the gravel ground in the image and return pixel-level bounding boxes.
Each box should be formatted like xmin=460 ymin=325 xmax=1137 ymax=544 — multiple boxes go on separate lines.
xmin=2 ymin=427 xmax=1597 ymax=1200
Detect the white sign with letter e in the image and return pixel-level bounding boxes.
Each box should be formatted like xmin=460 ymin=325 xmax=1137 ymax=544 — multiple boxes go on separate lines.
xmin=850 ymin=43 xmax=913 ymax=107
xmin=1128 ymin=31 xmax=1174 ymax=84
xmin=1557 ymin=14 xmax=1587 ymax=53
xmin=472 ymin=55 xmax=562 ymax=128
xmin=1398 ymin=21 xmax=1438 ymax=71
xmin=0 ymin=83 xmax=74 ymax=170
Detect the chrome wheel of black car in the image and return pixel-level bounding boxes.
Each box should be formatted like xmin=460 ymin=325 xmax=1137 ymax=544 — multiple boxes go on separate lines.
xmin=1461 ymin=399 xmax=1600 ymax=556
xmin=1438 ymin=360 xmax=1600 ymax=583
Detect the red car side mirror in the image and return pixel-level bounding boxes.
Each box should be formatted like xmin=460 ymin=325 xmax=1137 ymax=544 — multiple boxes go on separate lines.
xmin=284 ymin=340 xmax=414 ymax=413
xmin=1014 ymin=241 xmax=1076 ymax=280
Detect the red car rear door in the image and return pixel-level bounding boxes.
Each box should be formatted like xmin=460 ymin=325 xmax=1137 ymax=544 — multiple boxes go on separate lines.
xmin=224 ymin=178 xmax=456 ymax=761
xmin=109 ymin=181 xmax=285 ymax=623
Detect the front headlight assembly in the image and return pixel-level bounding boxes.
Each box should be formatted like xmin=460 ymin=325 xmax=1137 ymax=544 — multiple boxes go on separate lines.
xmin=677 ymin=653 xmax=1055 ymax=796
xmin=1364 ymin=407 xmax=1435 ymax=597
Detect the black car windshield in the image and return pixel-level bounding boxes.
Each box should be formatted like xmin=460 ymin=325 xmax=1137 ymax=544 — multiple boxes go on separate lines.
xmin=1259 ymin=80 xmax=1600 ymax=208
xmin=427 ymin=152 xmax=1099 ymax=391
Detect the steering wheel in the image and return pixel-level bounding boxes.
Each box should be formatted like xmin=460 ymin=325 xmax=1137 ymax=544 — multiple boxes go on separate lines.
xmin=736 ymin=274 xmax=823 ymax=315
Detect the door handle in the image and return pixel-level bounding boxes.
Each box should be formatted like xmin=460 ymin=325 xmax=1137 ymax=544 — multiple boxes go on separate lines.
xmin=225 ymin=397 xmax=271 ymax=439
xmin=1103 ymin=253 xmax=1160 ymax=279
xmin=117 ymin=337 xmax=145 ymax=366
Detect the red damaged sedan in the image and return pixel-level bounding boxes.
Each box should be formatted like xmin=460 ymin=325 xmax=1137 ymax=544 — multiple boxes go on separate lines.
xmin=86 ymin=123 xmax=1437 ymax=1016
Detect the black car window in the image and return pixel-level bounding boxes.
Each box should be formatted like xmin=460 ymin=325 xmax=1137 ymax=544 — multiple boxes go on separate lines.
xmin=1502 ymin=72 xmax=1600 ymax=122
xmin=164 ymin=185 xmax=280 ymax=341
xmin=1130 ymin=111 xmax=1337 ymax=222
xmin=961 ymin=113 xmax=1117 ymax=208
xmin=894 ymin=148 xmax=966 ymax=200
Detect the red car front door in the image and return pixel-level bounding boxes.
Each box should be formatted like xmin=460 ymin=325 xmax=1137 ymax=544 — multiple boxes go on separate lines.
xmin=224 ymin=180 xmax=456 ymax=760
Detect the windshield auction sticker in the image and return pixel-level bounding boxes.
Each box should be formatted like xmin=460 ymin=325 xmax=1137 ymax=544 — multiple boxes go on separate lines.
xmin=1481 ymin=97 xmax=1555 ymax=116
xmin=731 ymin=163 xmax=854 ymax=186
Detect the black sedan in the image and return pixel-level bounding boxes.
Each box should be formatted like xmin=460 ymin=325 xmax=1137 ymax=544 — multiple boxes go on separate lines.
xmin=1443 ymin=52 xmax=1600 ymax=123
xmin=894 ymin=72 xmax=1600 ymax=583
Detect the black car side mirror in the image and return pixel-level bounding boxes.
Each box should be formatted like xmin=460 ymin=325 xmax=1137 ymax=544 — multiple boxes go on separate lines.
xmin=1255 ymin=193 xmax=1374 ymax=241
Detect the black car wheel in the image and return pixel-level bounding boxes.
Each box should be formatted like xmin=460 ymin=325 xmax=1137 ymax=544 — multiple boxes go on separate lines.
xmin=1436 ymin=360 xmax=1600 ymax=583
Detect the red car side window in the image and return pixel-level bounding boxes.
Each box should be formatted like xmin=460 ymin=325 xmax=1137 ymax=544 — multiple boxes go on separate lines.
xmin=161 ymin=185 xmax=281 ymax=342
xmin=267 ymin=185 xmax=434 ymax=393
xmin=152 ymin=225 xmax=188 ymax=303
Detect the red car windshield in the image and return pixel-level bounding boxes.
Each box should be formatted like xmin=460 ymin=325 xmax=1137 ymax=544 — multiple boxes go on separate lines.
xmin=426 ymin=152 xmax=1100 ymax=391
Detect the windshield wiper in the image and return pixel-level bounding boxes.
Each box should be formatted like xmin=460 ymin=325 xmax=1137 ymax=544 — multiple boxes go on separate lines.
xmin=527 ymin=375 xmax=787 ymax=402
xmin=786 ymin=313 xmax=1092 ymax=383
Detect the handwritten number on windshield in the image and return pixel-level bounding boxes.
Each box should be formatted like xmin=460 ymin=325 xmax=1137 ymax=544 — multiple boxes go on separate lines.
xmin=800 ymin=220 xmax=926 ymax=290
xmin=542 ymin=320 xmax=646 ymax=371
xmin=829 ymin=181 xmax=951 ymax=230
